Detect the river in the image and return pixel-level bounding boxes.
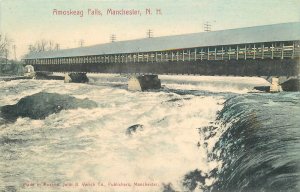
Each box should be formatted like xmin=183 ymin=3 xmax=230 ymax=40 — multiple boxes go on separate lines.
xmin=0 ymin=74 xmax=299 ymax=192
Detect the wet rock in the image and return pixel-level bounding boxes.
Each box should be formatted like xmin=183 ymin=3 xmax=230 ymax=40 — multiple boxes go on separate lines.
xmin=3 ymin=185 xmax=17 ymax=192
xmin=281 ymin=78 xmax=300 ymax=91
xmin=65 ymin=73 xmax=89 ymax=83
xmin=0 ymin=92 xmax=97 ymax=121
xmin=126 ymin=124 xmax=144 ymax=135
xmin=183 ymin=169 xmax=207 ymax=191
xmin=253 ymin=86 xmax=270 ymax=92
xmin=199 ymin=126 xmax=218 ymax=140
xmin=162 ymin=183 xmax=176 ymax=192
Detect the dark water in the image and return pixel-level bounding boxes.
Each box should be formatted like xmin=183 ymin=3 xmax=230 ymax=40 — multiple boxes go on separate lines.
xmin=205 ymin=92 xmax=300 ymax=192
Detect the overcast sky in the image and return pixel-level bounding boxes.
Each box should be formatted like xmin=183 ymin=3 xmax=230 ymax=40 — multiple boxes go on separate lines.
xmin=0 ymin=0 xmax=300 ymax=59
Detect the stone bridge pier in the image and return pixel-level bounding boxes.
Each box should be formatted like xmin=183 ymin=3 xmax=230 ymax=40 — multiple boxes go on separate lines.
xmin=63 ymin=73 xmax=161 ymax=91
xmin=267 ymin=76 xmax=300 ymax=92
xmin=128 ymin=74 xmax=161 ymax=91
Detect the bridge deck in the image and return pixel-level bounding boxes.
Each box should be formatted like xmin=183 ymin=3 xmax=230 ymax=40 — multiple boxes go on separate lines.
xmin=31 ymin=58 xmax=299 ymax=77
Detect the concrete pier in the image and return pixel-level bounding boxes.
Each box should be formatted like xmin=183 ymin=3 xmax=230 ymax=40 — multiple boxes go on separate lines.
xmin=270 ymin=77 xmax=282 ymax=92
xmin=128 ymin=75 xmax=161 ymax=91
xmin=265 ymin=76 xmax=300 ymax=92
xmin=64 ymin=73 xmax=89 ymax=83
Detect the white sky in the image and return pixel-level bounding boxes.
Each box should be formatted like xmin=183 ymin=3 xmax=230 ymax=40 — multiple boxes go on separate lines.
xmin=0 ymin=0 xmax=300 ymax=59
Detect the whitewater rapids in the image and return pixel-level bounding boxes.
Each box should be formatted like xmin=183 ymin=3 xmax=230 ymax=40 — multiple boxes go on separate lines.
xmin=1 ymin=74 xmax=289 ymax=192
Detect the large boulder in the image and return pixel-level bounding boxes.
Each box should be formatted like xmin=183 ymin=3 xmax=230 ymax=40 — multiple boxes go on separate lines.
xmin=281 ymin=78 xmax=300 ymax=92
xmin=0 ymin=92 xmax=97 ymax=121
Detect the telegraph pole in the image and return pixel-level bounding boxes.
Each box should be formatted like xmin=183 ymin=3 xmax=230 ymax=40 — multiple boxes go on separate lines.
xmin=79 ymin=39 xmax=85 ymax=47
xmin=146 ymin=29 xmax=153 ymax=38
xmin=203 ymin=20 xmax=216 ymax=32
xmin=110 ymin=34 xmax=116 ymax=42
xmin=204 ymin=21 xmax=212 ymax=32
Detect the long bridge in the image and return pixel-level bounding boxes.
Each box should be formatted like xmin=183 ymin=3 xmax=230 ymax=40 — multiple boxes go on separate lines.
xmin=24 ymin=22 xmax=300 ymax=91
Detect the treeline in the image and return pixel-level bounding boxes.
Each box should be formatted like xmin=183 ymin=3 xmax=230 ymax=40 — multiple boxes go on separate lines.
xmin=0 ymin=34 xmax=11 ymax=62
xmin=0 ymin=62 xmax=24 ymax=76
xmin=28 ymin=40 xmax=60 ymax=53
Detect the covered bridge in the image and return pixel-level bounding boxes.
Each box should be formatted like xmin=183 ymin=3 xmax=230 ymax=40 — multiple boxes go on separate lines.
xmin=24 ymin=22 xmax=300 ymax=77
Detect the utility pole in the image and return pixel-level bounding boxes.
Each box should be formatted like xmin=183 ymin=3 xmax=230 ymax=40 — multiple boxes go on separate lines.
xmin=110 ymin=34 xmax=116 ymax=43
xmin=79 ymin=39 xmax=85 ymax=47
xmin=146 ymin=29 xmax=153 ymax=38
xmin=203 ymin=20 xmax=216 ymax=32
xmin=204 ymin=21 xmax=212 ymax=32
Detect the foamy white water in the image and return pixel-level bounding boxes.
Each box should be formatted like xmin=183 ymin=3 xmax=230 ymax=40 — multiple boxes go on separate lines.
xmin=0 ymin=74 xmax=269 ymax=191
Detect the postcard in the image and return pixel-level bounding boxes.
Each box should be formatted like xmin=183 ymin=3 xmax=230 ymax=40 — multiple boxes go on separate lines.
xmin=0 ymin=0 xmax=300 ymax=192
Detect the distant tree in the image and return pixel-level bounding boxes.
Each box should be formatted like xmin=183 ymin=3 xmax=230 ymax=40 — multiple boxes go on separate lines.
xmin=28 ymin=39 xmax=60 ymax=53
xmin=12 ymin=44 xmax=17 ymax=60
xmin=28 ymin=44 xmax=36 ymax=53
xmin=49 ymin=40 xmax=54 ymax=50
xmin=37 ymin=40 xmax=48 ymax=52
xmin=0 ymin=34 xmax=12 ymax=64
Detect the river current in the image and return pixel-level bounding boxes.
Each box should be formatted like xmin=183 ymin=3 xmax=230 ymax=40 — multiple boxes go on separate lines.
xmin=0 ymin=74 xmax=299 ymax=192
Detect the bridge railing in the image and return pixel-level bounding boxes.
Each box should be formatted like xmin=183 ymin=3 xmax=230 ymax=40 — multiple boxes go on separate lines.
xmin=25 ymin=40 xmax=300 ymax=66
